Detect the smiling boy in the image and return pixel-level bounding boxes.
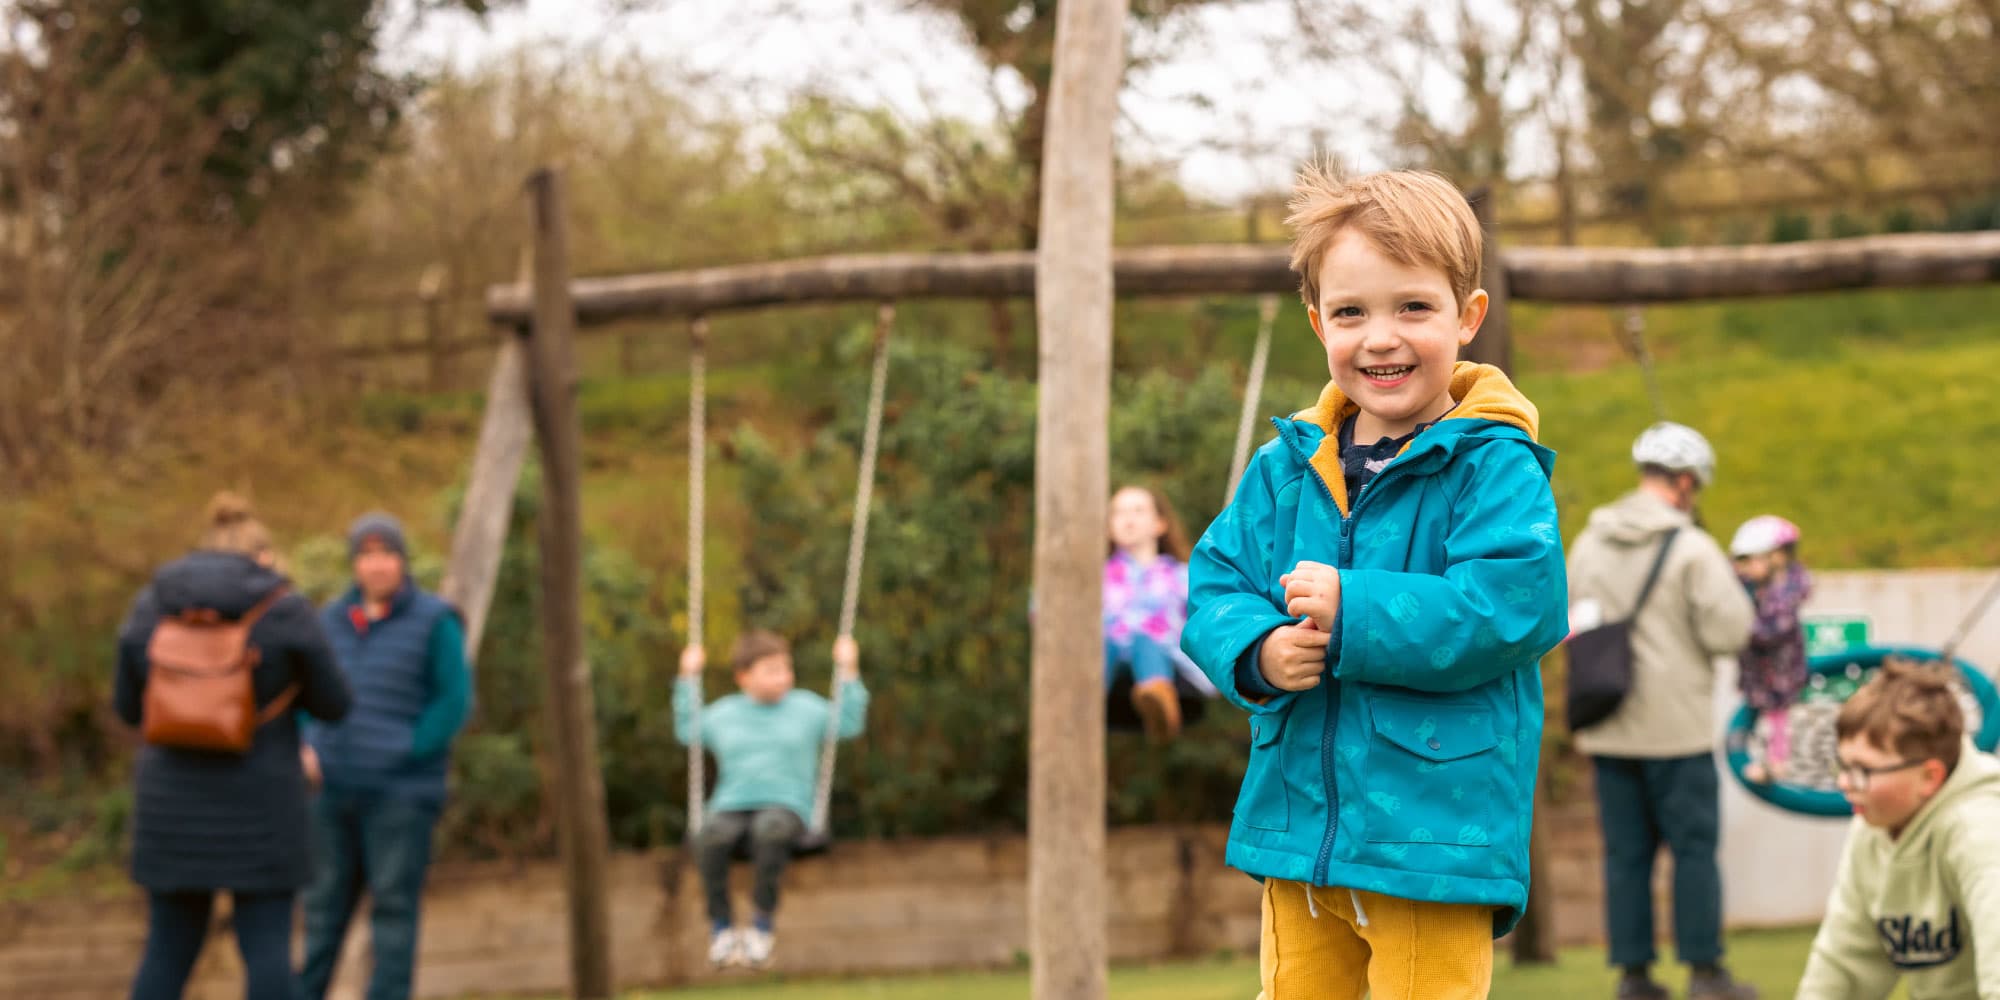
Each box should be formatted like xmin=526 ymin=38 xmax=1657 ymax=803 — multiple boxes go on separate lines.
xmin=1181 ymin=165 xmax=1569 ymax=999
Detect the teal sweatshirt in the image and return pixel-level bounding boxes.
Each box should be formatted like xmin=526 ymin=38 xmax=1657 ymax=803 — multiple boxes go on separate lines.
xmin=674 ymin=677 xmax=869 ymax=824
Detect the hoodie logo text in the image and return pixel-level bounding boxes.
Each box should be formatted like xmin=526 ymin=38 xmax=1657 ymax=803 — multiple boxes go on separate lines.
xmin=1877 ymin=909 xmax=1963 ymax=969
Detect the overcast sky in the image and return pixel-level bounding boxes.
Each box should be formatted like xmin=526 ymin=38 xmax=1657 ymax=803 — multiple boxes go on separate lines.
xmin=386 ymin=0 xmax=1412 ymax=202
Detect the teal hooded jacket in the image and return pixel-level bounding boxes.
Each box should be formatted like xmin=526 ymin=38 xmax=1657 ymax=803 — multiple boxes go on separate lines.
xmin=1182 ymin=363 xmax=1568 ymax=935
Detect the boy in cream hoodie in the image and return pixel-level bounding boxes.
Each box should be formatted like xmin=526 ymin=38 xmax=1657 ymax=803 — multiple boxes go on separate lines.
xmin=1797 ymin=658 xmax=2000 ymax=1000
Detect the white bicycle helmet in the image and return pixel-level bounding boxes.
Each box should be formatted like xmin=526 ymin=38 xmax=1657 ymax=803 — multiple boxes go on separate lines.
xmin=1631 ymin=421 xmax=1716 ymax=487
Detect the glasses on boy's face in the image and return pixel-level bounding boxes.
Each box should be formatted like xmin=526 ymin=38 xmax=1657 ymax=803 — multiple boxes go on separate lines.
xmin=1832 ymin=758 xmax=1929 ymax=790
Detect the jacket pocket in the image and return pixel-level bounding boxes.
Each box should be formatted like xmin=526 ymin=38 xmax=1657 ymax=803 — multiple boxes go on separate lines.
xmin=1234 ymin=708 xmax=1291 ymax=832
xmin=1362 ymin=694 xmax=1501 ymax=846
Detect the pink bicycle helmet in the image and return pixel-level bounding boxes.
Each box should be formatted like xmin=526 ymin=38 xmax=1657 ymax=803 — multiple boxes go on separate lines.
xmin=1729 ymin=515 xmax=1801 ymax=557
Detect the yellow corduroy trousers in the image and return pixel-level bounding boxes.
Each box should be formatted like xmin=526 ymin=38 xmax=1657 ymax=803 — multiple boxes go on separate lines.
xmin=1257 ymin=878 xmax=1495 ymax=1000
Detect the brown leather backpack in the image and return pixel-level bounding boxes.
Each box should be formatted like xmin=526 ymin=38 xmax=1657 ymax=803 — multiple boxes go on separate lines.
xmin=142 ymin=586 xmax=297 ymax=753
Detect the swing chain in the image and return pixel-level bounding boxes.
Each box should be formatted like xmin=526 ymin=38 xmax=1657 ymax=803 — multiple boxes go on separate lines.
xmin=1940 ymin=571 xmax=2000 ymax=666
xmin=1617 ymin=306 xmax=1670 ymax=423
xmin=685 ymin=316 xmax=708 ymax=838
xmin=1225 ymin=294 xmax=1279 ymax=504
xmin=836 ymin=304 xmax=892 ymax=641
xmin=812 ymin=302 xmax=894 ymax=836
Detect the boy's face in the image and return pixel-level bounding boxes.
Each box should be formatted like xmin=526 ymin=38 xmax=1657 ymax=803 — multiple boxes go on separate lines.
xmin=1308 ymin=229 xmax=1488 ymax=441
xmin=1836 ymin=735 xmax=1948 ymax=833
xmin=1108 ymin=487 xmax=1166 ymax=554
xmin=737 ymin=652 xmax=795 ymax=704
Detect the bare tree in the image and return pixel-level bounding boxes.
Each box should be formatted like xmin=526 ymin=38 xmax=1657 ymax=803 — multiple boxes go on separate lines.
xmin=1292 ymin=1 xmax=1558 ymax=191
xmin=1567 ymin=0 xmax=1724 ymax=236
xmin=309 ymin=43 xmax=787 ymax=385
xmin=1705 ymin=0 xmax=2000 ymax=176
xmin=897 ymin=0 xmax=1220 ymax=247
xmin=0 ymin=5 xmax=283 ymax=483
xmin=769 ymin=89 xmax=1031 ymax=254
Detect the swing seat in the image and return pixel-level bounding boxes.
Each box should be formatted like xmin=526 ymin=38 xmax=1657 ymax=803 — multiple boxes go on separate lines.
xmin=714 ymin=821 xmax=835 ymax=861
xmin=788 ymin=828 xmax=832 ymax=857
xmin=721 ymin=833 xmax=832 ymax=861
xmin=1724 ymin=646 xmax=2000 ymax=817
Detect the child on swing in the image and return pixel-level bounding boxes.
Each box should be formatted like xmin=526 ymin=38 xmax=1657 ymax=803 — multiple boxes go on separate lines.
xmin=1182 ymin=165 xmax=1569 ymax=999
xmin=1797 ymin=658 xmax=2000 ymax=999
xmin=675 ymin=630 xmax=868 ymax=969
xmin=1729 ymin=515 xmax=1812 ymax=784
xmin=1105 ymin=484 xmax=1203 ymax=741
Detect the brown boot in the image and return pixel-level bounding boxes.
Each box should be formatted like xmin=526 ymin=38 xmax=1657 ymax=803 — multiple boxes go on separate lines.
xmin=1131 ymin=678 xmax=1182 ymax=742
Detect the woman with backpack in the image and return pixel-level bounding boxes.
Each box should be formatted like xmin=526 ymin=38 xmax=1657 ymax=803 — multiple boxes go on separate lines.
xmin=114 ymin=492 xmax=352 ymax=1000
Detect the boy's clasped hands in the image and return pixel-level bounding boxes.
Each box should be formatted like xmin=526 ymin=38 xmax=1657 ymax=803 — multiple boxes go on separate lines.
xmin=1260 ymin=560 xmax=1341 ymax=693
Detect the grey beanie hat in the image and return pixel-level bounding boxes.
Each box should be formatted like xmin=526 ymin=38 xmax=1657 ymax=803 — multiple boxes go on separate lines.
xmin=347 ymin=511 xmax=409 ymax=560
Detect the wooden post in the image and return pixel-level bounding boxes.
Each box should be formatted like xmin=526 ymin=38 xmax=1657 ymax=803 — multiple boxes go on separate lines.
xmin=421 ymin=263 xmax=450 ymax=392
xmin=1466 ymin=188 xmax=1514 ymax=372
xmin=1554 ymin=128 xmax=1579 ymax=247
xmin=1167 ymin=829 xmax=1206 ymax=958
xmin=1030 ymin=2 xmax=1126 ymax=999
xmin=1468 ymin=187 xmax=1556 ymax=965
xmin=1512 ymin=763 xmax=1560 ymax=964
xmin=483 ymin=231 xmax=2000 ymax=325
xmin=437 ymin=335 xmax=532 ymax=661
xmin=523 ymin=167 xmax=615 ymax=999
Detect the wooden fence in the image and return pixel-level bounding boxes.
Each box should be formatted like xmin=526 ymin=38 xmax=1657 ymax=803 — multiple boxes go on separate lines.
xmin=1 ymin=811 xmax=1646 ymax=999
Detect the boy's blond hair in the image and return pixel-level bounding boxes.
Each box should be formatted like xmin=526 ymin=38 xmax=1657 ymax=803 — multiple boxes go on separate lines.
xmin=1285 ymin=164 xmax=1484 ymax=314
xmin=1837 ymin=656 xmax=1964 ymax=773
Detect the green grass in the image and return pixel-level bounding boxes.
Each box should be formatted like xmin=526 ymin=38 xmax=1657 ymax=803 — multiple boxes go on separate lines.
xmin=605 ymin=927 xmax=1824 ymax=999
xmin=1524 ymin=317 xmax=2000 ymax=568
xmin=1507 ymin=284 xmax=2000 ymax=568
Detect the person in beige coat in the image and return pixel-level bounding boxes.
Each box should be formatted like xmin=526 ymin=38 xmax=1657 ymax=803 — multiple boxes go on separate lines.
xmin=1567 ymin=422 xmax=1757 ymax=1000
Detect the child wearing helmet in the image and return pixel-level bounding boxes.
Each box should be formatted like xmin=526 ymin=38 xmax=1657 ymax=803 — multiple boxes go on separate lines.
xmin=1731 ymin=514 xmax=1812 ymax=784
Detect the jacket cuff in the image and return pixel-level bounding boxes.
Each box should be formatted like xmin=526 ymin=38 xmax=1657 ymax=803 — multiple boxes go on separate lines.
xmin=1235 ymin=632 xmax=1287 ymax=699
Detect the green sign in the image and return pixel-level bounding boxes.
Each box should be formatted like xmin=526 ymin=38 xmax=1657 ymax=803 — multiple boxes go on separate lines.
xmin=1804 ymin=615 xmax=1871 ymax=656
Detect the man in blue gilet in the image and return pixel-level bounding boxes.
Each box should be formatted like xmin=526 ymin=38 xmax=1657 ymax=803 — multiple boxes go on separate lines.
xmin=300 ymin=512 xmax=472 ymax=1000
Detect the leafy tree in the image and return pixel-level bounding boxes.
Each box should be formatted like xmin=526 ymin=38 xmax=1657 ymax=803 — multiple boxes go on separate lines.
xmin=43 ymin=0 xmax=505 ymax=218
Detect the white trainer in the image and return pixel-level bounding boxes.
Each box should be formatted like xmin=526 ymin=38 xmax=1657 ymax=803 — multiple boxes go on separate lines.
xmin=738 ymin=926 xmax=775 ymax=968
xmin=706 ymin=928 xmax=741 ymax=968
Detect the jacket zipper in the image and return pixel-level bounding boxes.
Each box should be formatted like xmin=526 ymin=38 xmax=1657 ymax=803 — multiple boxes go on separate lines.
xmin=1276 ymin=417 xmax=1422 ymax=885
